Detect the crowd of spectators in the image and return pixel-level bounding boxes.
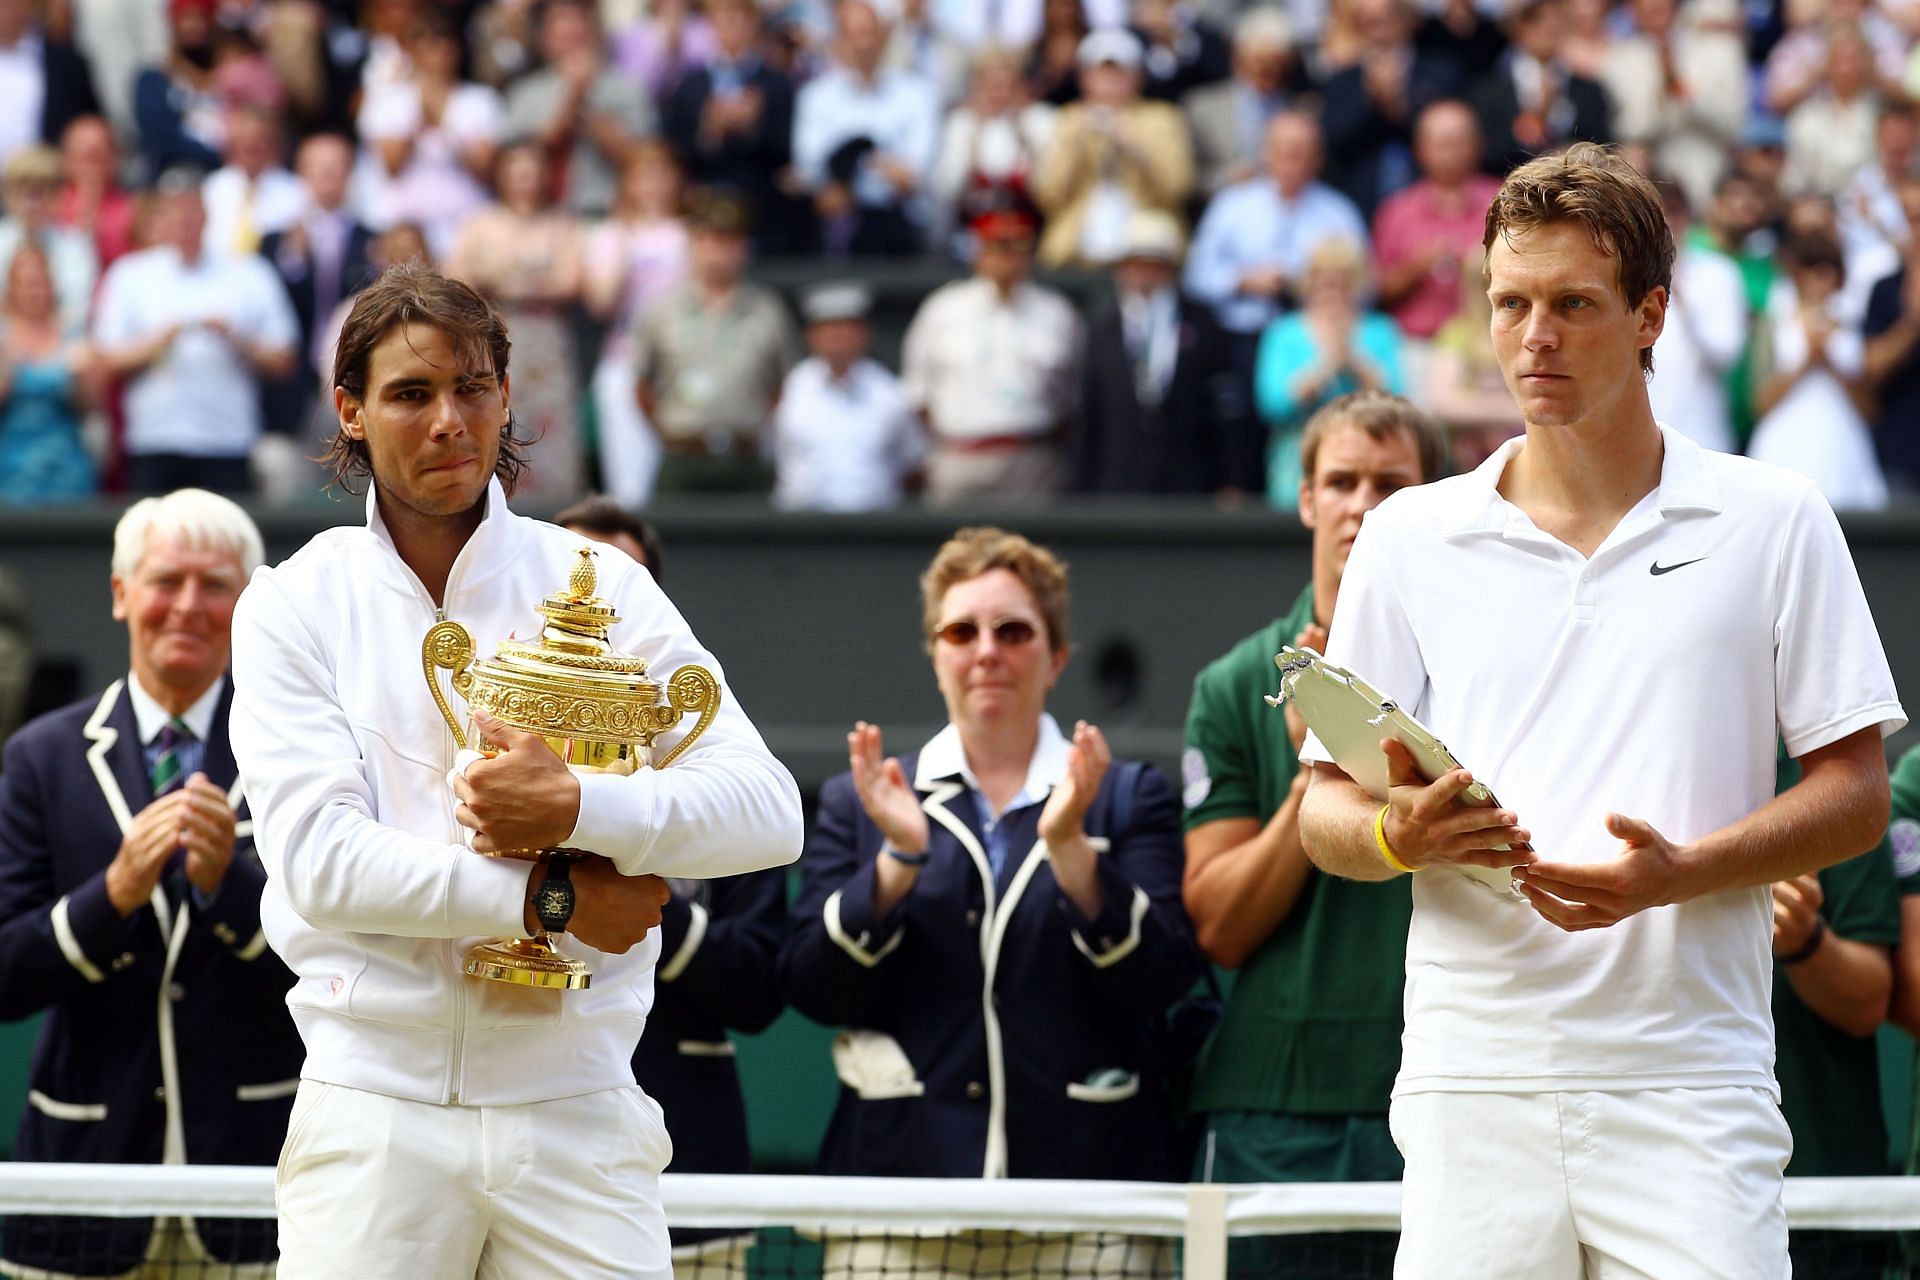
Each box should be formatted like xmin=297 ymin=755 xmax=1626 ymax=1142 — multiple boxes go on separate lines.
xmin=0 ymin=0 xmax=1916 ymax=509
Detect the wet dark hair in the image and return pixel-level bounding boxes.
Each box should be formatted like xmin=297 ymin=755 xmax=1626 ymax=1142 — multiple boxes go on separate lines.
xmin=321 ymin=263 xmax=532 ymax=495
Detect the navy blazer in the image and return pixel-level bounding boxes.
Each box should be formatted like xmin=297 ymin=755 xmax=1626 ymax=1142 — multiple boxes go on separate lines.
xmin=633 ymin=867 xmax=786 ymax=1179
xmin=779 ymin=750 xmax=1202 ymax=1182
xmin=0 ymin=679 xmax=304 ymax=1273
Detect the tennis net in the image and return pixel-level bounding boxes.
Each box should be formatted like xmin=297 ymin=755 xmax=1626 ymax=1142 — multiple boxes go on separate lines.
xmin=0 ymin=1166 xmax=1912 ymax=1279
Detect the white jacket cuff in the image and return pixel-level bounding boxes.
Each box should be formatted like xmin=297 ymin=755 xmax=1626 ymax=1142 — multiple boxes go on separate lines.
xmin=565 ymin=769 xmax=659 ymax=872
xmin=446 ymin=850 xmax=539 ymax=938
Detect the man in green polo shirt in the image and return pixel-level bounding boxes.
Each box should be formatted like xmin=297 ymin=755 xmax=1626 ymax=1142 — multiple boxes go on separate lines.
xmin=1769 ymin=743 xmax=1900 ymax=1280
xmin=1180 ymin=390 xmax=1446 ymax=1276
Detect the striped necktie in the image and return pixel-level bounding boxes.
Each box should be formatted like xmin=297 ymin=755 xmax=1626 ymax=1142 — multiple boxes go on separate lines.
xmin=151 ymin=718 xmax=192 ymax=796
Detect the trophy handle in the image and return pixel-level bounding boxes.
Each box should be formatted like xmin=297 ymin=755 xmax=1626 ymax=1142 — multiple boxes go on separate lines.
xmin=654 ymin=664 xmax=721 ymax=769
xmin=422 ymin=620 xmax=477 ymax=751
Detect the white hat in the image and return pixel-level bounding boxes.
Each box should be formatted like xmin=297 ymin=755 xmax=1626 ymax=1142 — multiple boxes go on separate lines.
xmin=1077 ymin=28 xmax=1144 ymax=70
xmin=1118 ymin=210 xmax=1187 ymax=264
xmin=801 ymin=282 xmax=873 ymax=324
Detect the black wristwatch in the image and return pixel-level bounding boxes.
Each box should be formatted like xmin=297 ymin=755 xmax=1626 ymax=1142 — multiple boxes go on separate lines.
xmin=533 ymin=860 xmax=576 ymax=934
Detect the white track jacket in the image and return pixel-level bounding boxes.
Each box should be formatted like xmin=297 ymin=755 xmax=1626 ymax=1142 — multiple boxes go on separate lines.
xmin=228 ymin=480 xmax=803 ymax=1106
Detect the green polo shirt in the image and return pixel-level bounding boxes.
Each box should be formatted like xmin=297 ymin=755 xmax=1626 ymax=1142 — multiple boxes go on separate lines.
xmin=1180 ymin=585 xmax=1412 ymax=1117
xmin=1773 ymin=746 xmax=1902 ymax=1176
xmin=1884 ymin=746 xmax=1920 ymax=1177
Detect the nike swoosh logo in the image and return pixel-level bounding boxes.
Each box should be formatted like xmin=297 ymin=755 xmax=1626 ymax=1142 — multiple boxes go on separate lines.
xmin=1649 ymin=557 xmax=1707 ymax=576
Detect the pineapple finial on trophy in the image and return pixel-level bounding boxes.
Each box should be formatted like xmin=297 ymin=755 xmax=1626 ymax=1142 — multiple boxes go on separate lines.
xmin=569 ymin=545 xmax=596 ymax=601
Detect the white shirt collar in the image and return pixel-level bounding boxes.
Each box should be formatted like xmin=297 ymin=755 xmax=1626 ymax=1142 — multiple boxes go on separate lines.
xmin=126 ymin=670 xmax=224 ymax=746
xmin=1443 ymin=421 xmax=1723 ymax=538
xmin=913 ymin=713 xmax=1071 ymax=814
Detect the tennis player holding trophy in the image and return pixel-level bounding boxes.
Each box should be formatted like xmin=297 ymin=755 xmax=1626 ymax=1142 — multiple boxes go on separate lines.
xmin=230 ymin=265 xmax=803 ymax=1279
xmin=1293 ymin=146 xmax=1903 ymax=1278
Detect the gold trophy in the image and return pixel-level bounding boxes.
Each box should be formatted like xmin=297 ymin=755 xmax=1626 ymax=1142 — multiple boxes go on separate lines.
xmin=422 ymin=546 xmax=721 ymax=990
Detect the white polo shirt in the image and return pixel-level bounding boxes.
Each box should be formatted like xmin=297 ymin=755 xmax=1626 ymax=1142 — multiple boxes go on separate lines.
xmin=1304 ymin=424 xmax=1905 ymax=1097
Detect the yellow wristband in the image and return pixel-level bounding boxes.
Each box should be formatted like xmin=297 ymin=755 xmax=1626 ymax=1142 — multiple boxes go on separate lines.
xmin=1375 ymin=805 xmax=1419 ymax=875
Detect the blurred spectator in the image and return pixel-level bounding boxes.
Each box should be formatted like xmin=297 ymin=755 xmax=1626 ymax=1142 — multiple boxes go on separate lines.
xmin=0 ymin=241 xmax=96 ymax=503
xmin=0 ymin=490 xmax=300 ymax=1277
xmin=1183 ymin=7 xmax=1300 ymax=196
xmin=1749 ymin=229 xmax=1888 ymax=509
xmin=1370 ymin=100 xmax=1497 ymax=359
xmin=0 ymin=144 xmax=96 ymax=336
xmin=94 ymin=169 xmax=298 ymax=494
xmin=631 ymin=191 xmax=798 ymax=495
xmin=55 ymin=114 xmax=135 ymax=268
xmin=902 ymin=206 xmax=1082 ymax=504
xmin=133 ymin=0 xmax=227 ymax=178
xmin=1646 ymin=177 xmax=1748 ymax=454
xmin=1030 ymin=0 xmax=1092 ymax=105
xmin=1184 ymin=112 xmax=1369 ymax=351
xmin=1558 ymin=0 xmax=1615 ymax=80
xmin=1320 ymin=0 xmax=1463 ymax=219
xmin=794 ymin=0 xmax=942 ymax=256
xmin=662 ymin=0 xmax=801 ymax=253
xmin=880 ymin=0 xmax=972 ymax=102
xmin=1255 ymin=237 xmax=1404 ymax=503
xmin=503 ymin=0 xmax=658 ymax=217
xmin=1415 ymin=0 xmax=1506 ymax=80
xmin=585 ymin=141 xmax=689 ymax=510
xmin=770 ymin=282 xmax=925 ymax=511
xmin=930 ymin=45 xmax=1057 ymax=253
xmin=0 ymin=0 xmax=98 ymax=172
xmin=1074 ymin=210 xmax=1254 ymax=494
xmin=779 ymin=526 xmax=1202 ymax=1198
xmin=1782 ymin=22 xmax=1885 ymax=200
xmin=356 ymin=10 xmax=504 ymax=260
xmin=1770 ymin=746 xmax=1900 ymax=1280
xmin=1471 ymin=0 xmax=1611 ymax=176
xmin=1032 ymin=29 xmax=1194 ymax=267
xmin=1764 ymin=0 xmax=1906 ymax=117
xmin=1425 ymin=245 xmax=1523 ymax=471
xmin=72 ymin=0 xmax=168 ymax=139
xmin=447 ymin=141 xmax=587 ymax=502
xmin=1180 ymin=393 xmax=1442 ymax=1279
xmin=261 ymin=134 xmax=373 ymax=437
xmin=1599 ymin=0 xmax=1748 ymax=215
xmin=202 ymin=106 xmax=304 ymax=259
xmin=308 ymin=220 xmax=434 ymax=415
xmin=1784 ymin=189 xmax=1894 ymax=326
xmin=1838 ymin=103 xmax=1916 ymax=260
xmin=1130 ymin=0 xmax=1231 ymax=102
xmin=611 ymin=0 xmax=718 ymax=101
xmin=1863 ymin=170 xmax=1920 ymax=495
xmin=1693 ymin=171 xmax=1780 ymax=448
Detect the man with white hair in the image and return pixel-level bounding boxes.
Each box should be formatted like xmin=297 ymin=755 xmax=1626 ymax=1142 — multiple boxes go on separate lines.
xmin=0 ymin=489 xmax=302 ymax=1280
xmin=1184 ymin=7 xmax=1299 ymax=195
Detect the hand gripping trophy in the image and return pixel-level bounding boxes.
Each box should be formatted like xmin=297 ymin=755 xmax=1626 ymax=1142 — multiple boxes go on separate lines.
xmin=423 ymin=546 xmax=720 ymax=989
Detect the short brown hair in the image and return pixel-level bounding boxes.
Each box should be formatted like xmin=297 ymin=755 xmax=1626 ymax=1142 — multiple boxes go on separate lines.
xmin=1299 ymin=390 xmax=1448 ymax=486
xmin=1482 ymin=142 xmax=1674 ymax=374
xmin=920 ymin=527 xmax=1070 ymax=657
xmin=322 ymin=263 xmax=532 ymax=494
xmin=556 ymin=495 xmax=666 ymax=581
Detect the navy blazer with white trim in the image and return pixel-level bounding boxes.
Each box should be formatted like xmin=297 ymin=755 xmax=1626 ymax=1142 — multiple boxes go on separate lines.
xmin=779 ymin=745 xmax=1202 ymax=1181
xmin=0 ymin=679 xmax=303 ymax=1273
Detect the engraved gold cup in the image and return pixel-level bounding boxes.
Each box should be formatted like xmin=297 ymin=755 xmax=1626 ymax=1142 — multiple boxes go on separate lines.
xmin=422 ymin=546 xmax=720 ymax=989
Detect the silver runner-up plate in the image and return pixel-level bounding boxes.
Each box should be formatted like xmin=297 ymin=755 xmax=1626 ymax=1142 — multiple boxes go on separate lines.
xmin=1267 ymin=646 xmax=1528 ymax=903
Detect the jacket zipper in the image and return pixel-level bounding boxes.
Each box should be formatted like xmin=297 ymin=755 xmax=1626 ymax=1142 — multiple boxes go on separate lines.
xmin=434 ymin=603 xmax=470 ymax=1106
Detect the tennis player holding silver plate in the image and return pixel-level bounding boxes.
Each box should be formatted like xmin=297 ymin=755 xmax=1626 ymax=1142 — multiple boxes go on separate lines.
xmin=1265 ymin=645 xmax=1528 ymax=901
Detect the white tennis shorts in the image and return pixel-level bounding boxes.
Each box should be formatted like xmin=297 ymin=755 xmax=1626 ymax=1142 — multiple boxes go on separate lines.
xmin=274 ymin=1080 xmax=673 ymax=1280
xmin=1389 ymin=1086 xmax=1791 ymax=1280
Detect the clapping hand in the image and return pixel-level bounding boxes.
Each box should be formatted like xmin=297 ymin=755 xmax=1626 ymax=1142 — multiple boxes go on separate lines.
xmin=1284 ymin=623 xmax=1328 ymax=754
xmin=1038 ymin=720 xmax=1111 ymax=848
xmin=849 ymin=721 xmax=929 ymax=854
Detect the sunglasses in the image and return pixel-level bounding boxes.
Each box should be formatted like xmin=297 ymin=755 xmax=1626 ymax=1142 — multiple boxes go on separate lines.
xmin=932 ymin=618 xmax=1040 ymax=648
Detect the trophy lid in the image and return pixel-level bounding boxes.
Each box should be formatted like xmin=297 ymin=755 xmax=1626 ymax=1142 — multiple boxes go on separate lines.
xmin=467 ymin=547 xmax=666 ymax=746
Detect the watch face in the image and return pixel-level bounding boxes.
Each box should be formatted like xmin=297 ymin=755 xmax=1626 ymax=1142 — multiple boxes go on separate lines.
xmin=536 ymin=881 xmax=573 ymax=927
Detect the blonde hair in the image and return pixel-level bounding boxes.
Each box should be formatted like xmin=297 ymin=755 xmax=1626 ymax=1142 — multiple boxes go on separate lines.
xmin=112 ymin=489 xmax=264 ymax=582
xmin=920 ymin=527 xmax=1070 ymax=656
